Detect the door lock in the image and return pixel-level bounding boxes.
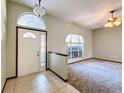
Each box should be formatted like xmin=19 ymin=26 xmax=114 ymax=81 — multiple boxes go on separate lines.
xmin=37 ymin=54 xmax=39 ymax=56
xmin=37 ymin=51 xmax=40 ymax=56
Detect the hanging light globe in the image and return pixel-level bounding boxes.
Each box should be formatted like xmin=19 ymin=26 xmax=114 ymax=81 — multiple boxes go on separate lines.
xmin=33 ymin=0 xmax=46 ymax=17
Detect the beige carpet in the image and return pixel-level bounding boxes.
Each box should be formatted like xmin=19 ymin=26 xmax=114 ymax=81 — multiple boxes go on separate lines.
xmin=68 ymin=59 xmax=122 ymax=93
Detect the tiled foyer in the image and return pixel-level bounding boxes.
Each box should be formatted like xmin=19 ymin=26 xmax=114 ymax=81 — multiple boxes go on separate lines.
xmin=3 ymin=71 xmax=80 ymax=93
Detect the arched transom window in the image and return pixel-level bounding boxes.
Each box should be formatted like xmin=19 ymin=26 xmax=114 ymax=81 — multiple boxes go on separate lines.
xmin=66 ymin=34 xmax=84 ymax=63
xmin=17 ymin=13 xmax=46 ymax=29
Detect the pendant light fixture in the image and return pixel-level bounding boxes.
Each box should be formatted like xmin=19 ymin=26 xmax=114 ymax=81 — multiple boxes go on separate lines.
xmin=33 ymin=0 xmax=45 ymax=17
xmin=104 ymin=10 xmax=121 ymax=28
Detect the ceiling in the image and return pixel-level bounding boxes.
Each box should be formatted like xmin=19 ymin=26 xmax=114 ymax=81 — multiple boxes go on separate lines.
xmin=10 ymin=0 xmax=122 ymax=29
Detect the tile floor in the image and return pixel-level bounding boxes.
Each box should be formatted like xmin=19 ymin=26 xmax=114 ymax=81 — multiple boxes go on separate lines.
xmin=3 ymin=70 xmax=80 ymax=93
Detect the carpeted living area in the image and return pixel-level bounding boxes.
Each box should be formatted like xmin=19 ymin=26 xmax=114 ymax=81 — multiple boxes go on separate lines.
xmin=68 ymin=59 xmax=122 ymax=93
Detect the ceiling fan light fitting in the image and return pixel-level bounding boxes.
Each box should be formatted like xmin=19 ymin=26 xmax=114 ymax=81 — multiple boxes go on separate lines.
xmin=104 ymin=10 xmax=121 ymax=28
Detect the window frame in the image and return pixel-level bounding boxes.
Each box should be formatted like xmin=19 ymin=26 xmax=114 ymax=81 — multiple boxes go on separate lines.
xmin=17 ymin=12 xmax=46 ymax=30
xmin=66 ymin=34 xmax=84 ymax=60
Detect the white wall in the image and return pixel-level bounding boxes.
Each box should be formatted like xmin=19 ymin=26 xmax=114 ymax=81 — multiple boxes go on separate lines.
xmin=48 ymin=53 xmax=68 ymax=80
xmin=43 ymin=15 xmax=92 ymax=58
xmin=93 ymin=25 xmax=122 ymax=62
xmin=1 ymin=0 xmax=7 ymax=90
xmin=7 ymin=1 xmax=92 ymax=77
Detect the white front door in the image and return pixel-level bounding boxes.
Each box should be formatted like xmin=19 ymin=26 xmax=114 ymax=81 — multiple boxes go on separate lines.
xmin=18 ymin=28 xmax=46 ymax=77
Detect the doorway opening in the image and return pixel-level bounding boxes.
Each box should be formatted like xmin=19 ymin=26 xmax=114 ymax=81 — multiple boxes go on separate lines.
xmin=16 ymin=13 xmax=47 ymax=77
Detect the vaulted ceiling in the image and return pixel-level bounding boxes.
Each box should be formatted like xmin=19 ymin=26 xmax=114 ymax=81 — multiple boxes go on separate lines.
xmin=9 ymin=0 xmax=122 ymax=29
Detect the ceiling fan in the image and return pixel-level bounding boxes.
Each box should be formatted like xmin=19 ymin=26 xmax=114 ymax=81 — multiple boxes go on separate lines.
xmin=104 ymin=10 xmax=121 ymax=28
xmin=33 ymin=0 xmax=46 ymax=17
